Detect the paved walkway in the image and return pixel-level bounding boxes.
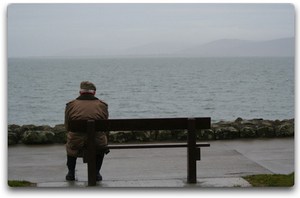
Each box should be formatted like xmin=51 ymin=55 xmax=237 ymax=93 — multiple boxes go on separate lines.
xmin=8 ymin=137 xmax=294 ymax=187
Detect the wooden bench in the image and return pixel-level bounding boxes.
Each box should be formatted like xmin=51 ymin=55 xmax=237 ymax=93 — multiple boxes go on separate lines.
xmin=68 ymin=117 xmax=211 ymax=186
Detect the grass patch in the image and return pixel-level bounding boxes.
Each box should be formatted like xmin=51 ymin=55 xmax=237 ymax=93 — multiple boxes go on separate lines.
xmin=243 ymin=173 xmax=294 ymax=187
xmin=8 ymin=180 xmax=36 ymax=187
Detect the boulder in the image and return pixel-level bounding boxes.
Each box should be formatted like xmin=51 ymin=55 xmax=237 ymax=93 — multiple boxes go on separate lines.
xmin=196 ymin=129 xmax=215 ymax=140
xmin=260 ymin=120 xmax=274 ymax=127
xmin=35 ymin=125 xmax=52 ymax=131
xmin=240 ymin=126 xmax=257 ymax=138
xmin=8 ymin=124 xmax=21 ymax=132
xmin=8 ymin=132 xmax=19 ymax=145
xmin=133 ymin=131 xmax=157 ymax=142
xmin=175 ymin=130 xmax=187 ymax=141
xmin=156 ymin=130 xmax=173 ymax=141
xmin=239 ymin=119 xmax=266 ymax=128
xmin=212 ymin=121 xmax=233 ymax=128
xmin=7 ymin=118 xmax=295 ymax=144
xmin=235 ymin=117 xmax=243 ymax=122
xmin=256 ymin=126 xmax=275 ymax=137
xmin=52 ymin=124 xmax=67 ymax=143
xmin=20 ymin=125 xmax=38 ymax=133
xmin=240 ymin=120 xmax=256 ymax=127
xmin=53 ymin=124 xmax=66 ymax=132
xmin=109 ymin=131 xmax=133 ymax=143
xmin=22 ymin=130 xmax=55 ymax=144
xmin=275 ymin=123 xmax=294 ymax=137
xmin=8 ymin=124 xmax=23 ymax=144
xmin=215 ymin=127 xmax=239 ymax=140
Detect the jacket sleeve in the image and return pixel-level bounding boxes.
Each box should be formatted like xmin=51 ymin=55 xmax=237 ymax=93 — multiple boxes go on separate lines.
xmin=64 ymin=103 xmax=70 ymax=131
xmin=99 ymin=100 xmax=109 ymax=119
xmin=104 ymin=105 xmax=109 ymax=119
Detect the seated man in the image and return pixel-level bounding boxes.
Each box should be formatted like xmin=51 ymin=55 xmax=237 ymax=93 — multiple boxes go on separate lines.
xmin=64 ymin=81 xmax=109 ymax=181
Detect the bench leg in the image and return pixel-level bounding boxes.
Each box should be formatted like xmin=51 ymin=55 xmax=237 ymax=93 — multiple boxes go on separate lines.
xmin=187 ymin=118 xmax=197 ymax=183
xmin=87 ymin=120 xmax=97 ymax=186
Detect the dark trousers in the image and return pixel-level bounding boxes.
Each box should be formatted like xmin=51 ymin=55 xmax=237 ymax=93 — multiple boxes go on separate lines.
xmin=67 ymin=152 xmax=105 ymax=173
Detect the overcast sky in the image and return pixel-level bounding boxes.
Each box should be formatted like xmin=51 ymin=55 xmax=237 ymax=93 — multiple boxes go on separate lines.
xmin=7 ymin=3 xmax=294 ymax=57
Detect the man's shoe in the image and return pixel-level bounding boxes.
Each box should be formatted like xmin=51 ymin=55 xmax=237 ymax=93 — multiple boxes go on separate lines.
xmin=66 ymin=170 xmax=75 ymax=181
xmin=96 ymin=173 xmax=102 ymax=181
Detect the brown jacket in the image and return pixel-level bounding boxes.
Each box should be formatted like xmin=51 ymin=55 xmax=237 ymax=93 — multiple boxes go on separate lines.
xmin=65 ymin=94 xmax=109 ymax=157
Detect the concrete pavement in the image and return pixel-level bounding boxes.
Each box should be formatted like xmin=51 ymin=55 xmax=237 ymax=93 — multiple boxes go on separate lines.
xmin=7 ymin=137 xmax=294 ymax=187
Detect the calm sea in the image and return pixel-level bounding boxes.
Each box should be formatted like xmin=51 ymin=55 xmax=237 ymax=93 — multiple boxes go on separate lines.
xmin=8 ymin=57 xmax=294 ymax=126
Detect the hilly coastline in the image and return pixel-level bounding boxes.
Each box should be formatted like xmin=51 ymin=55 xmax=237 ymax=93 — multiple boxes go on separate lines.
xmin=177 ymin=37 xmax=294 ymax=57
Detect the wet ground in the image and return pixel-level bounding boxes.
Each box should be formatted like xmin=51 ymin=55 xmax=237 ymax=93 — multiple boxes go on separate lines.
xmin=7 ymin=137 xmax=294 ymax=187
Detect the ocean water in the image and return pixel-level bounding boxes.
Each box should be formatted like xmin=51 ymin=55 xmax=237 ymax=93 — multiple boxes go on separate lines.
xmin=8 ymin=57 xmax=294 ymax=126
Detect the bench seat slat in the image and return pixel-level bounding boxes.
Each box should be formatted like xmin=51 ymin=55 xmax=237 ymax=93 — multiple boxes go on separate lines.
xmin=106 ymin=142 xmax=210 ymax=149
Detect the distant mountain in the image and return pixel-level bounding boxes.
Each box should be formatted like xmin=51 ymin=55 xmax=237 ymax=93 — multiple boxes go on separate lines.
xmin=52 ymin=42 xmax=191 ymax=58
xmin=114 ymin=42 xmax=195 ymax=57
xmin=51 ymin=37 xmax=294 ymax=58
xmin=177 ymin=37 xmax=294 ymax=57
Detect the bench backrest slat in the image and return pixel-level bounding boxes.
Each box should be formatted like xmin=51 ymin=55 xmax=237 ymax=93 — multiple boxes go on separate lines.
xmin=68 ymin=117 xmax=211 ymax=132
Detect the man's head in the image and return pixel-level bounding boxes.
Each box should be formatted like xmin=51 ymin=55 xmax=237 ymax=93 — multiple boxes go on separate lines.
xmin=79 ymin=81 xmax=96 ymax=95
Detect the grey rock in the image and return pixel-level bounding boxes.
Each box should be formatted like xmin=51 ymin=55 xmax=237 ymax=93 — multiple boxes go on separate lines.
xmin=134 ymin=131 xmax=157 ymax=142
xmin=8 ymin=124 xmax=23 ymax=144
xmin=22 ymin=130 xmax=55 ymax=144
xmin=52 ymin=124 xmax=67 ymax=143
xmin=175 ymin=130 xmax=187 ymax=141
xmin=256 ymin=126 xmax=275 ymax=137
xmin=275 ymin=123 xmax=294 ymax=137
xmin=215 ymin=127 xmax=239 ymax=140
xmin=8 ymin=132 xmax=19 ymax=145
xmin=8 ymin=124 xmax=21 ymax=132
xmin=109 ymin=131 xmax=133 ymax=143
xmin=53 ymin=124 xmax=66 ymax=132
xmin=235 ymin=117 xmax=243 ymax=122
xmin=240 ymin=127 xmax=257 ymax=138
xmin=156 ymin=130 xmax=173 ymax=141
xmin=7 ymin=118 xmax=295 ymax=144
xmin=20 ymin=124 xmax=38 ymax=133
xmin=197 ymin=129 xmax=215 ymax=140
xmin=35 ymin=125 xmax=52 ymax=131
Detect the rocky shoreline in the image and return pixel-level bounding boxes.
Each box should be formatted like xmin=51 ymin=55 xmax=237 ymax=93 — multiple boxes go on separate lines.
xmin=8 ymin=118 xmax=294 ymax=145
